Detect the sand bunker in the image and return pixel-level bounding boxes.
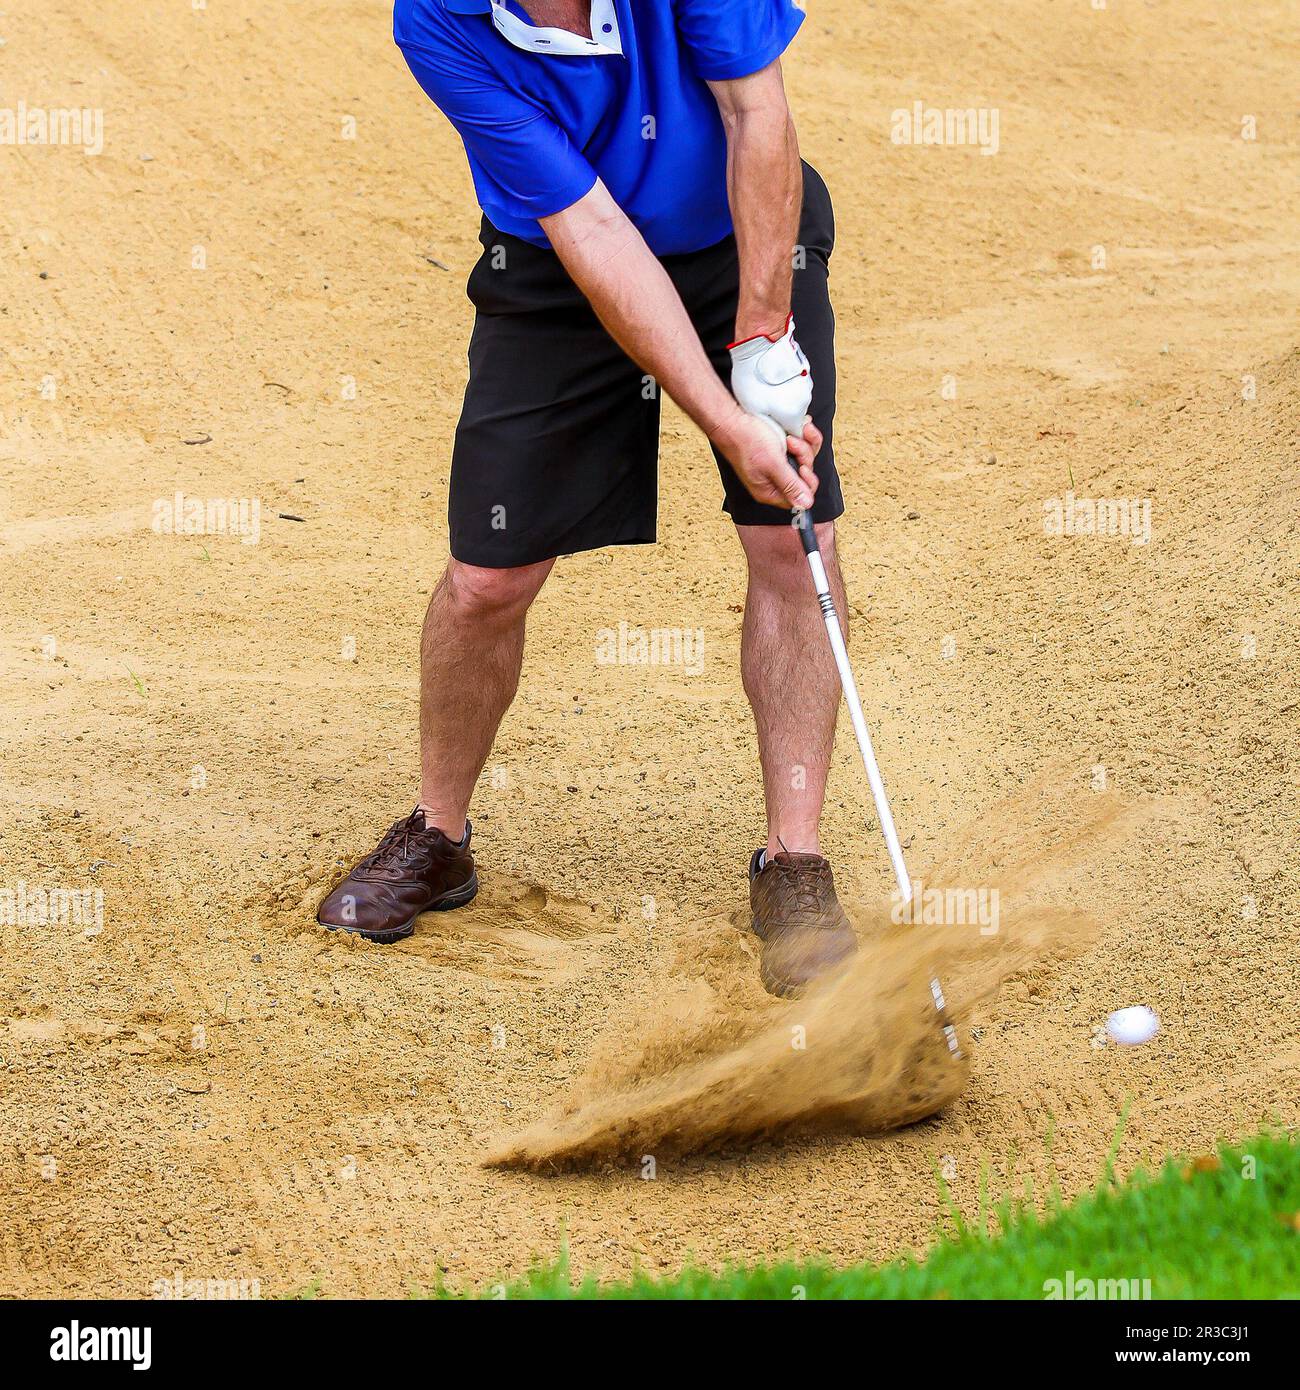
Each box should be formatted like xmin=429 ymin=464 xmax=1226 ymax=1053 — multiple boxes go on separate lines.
xmin=487 ymin=794 xmax=1130 ymax=1170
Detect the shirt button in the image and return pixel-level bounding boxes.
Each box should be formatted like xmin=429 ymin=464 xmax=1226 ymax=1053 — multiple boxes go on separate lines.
xmin=602 ymin=23 xmax=612 ymax=32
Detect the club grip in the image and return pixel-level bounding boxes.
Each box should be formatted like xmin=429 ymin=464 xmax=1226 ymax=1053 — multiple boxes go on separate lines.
xmin=787 ymin=454 xmax=819 ymax=555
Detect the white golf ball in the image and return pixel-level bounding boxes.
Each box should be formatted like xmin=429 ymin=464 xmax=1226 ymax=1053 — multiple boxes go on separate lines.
xmin=1106 ymin=1005 xmax=1160 ymax=1046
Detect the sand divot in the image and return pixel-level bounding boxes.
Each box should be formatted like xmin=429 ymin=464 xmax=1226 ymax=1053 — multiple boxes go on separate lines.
xmin=487 ymin=792 xmax=1136 ymax=1171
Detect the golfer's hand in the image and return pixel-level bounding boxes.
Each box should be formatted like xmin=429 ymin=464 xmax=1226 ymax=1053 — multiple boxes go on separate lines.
xmin=729 ymin=314 xmax=814 ymax=446
xmin=711 ymin=409 xmax=822 ymax=510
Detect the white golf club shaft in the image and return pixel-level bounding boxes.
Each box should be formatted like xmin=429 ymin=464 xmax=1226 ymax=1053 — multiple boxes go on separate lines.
xmin=792 ymin=498 xmax=961 ymax=1057
xmin=803 ymin=550 xmax=911 ymax=894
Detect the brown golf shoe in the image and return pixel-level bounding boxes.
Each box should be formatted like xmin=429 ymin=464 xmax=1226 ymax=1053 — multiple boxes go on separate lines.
xmin=316 ymin=808 xmax=478 ymax=943
xmin=749 ymin=848 xmax=858 ymax=997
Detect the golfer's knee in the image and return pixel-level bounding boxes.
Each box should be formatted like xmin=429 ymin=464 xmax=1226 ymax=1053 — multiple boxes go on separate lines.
xmin=443 ymin=557 xmax=550 ymax=624
xmin=740 ymin=521 xmax=836 ymax=584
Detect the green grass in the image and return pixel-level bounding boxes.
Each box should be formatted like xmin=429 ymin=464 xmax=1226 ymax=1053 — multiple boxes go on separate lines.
xmin=433 ymin=1132 xmax=1299 ymax=1300
xmin=280 ymin=1276 xmax=323 ymax=1301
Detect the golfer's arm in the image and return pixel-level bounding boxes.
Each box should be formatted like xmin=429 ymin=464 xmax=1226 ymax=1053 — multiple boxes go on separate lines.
xmin=538 ymin=180 xmax=743 ymax=440
xmin=708 ymin=61 xmax=801 ymax=343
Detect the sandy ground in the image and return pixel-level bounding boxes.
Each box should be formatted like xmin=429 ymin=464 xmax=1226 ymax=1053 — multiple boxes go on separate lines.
xmin=1 ymin=0 xmax=1298 ymax=1296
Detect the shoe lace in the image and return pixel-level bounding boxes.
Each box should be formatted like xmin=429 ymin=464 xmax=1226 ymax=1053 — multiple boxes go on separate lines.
xmin=775 ymin=860 xmax=830 ymax=917
xmin=362 ymin=809 xmax=428 ymax=871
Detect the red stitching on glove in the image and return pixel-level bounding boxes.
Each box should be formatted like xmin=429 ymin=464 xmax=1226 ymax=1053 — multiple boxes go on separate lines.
xmin=727 ymin=311 xmax=794 ymax=351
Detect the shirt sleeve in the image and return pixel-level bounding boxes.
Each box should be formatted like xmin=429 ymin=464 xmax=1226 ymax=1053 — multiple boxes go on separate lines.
xmin=673 ymin=0 xmax=806 ymax=82
xmin=397 ymin=40 xmax=598 ymax=221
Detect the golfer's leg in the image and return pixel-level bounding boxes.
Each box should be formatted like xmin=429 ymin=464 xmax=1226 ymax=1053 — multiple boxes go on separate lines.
xmin=417 ymin=556 xmax=554 ymax=840
xmin=737 ymin=519 xmax=845 ymax=859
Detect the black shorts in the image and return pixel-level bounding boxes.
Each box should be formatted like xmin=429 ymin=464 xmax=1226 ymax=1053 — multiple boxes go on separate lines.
xmin=449 ymin=160 xmax=843 ymax=568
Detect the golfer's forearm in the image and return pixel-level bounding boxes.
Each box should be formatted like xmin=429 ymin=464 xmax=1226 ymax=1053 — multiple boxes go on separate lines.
xmin=717 ymin=92 xmax=801 ymax=342
xmin=540 ymin=183 xmax=742 ymax=440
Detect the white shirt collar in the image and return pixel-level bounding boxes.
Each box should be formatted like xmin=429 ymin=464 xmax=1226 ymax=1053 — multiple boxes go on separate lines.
xmin=489 ymin=0 xmax=623 ymax=58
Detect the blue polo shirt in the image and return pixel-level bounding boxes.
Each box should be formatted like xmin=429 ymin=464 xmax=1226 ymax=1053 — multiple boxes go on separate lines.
xmin=393 ymin=0 xmax=805 ymax=256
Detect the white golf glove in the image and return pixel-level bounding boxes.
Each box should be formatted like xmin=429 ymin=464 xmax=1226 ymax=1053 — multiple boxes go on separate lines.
xmin=728 ymin=314 xmax=813 ymax=444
